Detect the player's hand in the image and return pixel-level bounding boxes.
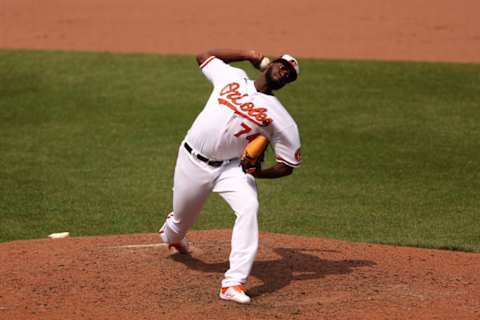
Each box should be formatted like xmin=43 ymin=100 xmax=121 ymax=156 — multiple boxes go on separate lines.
xmin=241 ymin=157 xmax=262 ymax=176
xmin=241 ymin=134 xmax=268 ymax=176
xmin=246 ymin=167 xmax=259 ymax=176
xmin=247 ymin=50 xmax=264 ymax=69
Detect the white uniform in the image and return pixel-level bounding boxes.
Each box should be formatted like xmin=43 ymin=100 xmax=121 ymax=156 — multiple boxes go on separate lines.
xmin=160 ymin=56 xmax=302 ymax=288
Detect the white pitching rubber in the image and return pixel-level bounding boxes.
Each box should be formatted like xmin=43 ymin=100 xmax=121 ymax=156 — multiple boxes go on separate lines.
xmin=48 ymin=232 xmax=70 ymax=239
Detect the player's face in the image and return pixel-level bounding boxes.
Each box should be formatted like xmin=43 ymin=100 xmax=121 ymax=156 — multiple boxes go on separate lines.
xmin=265 ymin=62 xmax=292 ymax=90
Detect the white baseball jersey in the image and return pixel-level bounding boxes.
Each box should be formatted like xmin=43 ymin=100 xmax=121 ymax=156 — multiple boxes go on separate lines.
xmin=185 ymin=56 xmax=302 ymax=168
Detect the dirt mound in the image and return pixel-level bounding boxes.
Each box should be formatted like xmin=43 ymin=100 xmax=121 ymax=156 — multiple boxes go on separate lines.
xmin=1 ymin=230 xmax=479 ymax=319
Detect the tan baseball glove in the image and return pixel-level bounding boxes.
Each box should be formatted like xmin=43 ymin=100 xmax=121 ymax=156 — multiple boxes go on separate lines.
xmin=241 ymin=135 xmax=269 ymax=174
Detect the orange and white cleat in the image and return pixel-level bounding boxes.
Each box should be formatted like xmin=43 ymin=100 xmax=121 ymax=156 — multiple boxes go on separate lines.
xmin=219 ymin=285 xmax=251 ymax=304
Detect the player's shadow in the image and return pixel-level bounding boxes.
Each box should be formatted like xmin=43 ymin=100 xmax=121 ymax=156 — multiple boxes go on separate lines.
xmin=170 ymin=247 xmax=375 ymax=297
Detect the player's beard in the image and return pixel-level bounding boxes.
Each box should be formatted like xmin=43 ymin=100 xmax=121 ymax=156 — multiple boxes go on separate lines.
xmin=266 ymin=68 xmax=285 ymax=91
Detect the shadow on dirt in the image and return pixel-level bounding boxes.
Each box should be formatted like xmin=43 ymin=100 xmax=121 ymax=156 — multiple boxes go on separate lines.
xmin=171 ymin=247 xmax=375 ymax=297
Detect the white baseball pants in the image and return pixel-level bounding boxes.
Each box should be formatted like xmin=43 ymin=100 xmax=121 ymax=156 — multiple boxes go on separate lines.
xmin=160 ymin=143 xmax=259 ymax=287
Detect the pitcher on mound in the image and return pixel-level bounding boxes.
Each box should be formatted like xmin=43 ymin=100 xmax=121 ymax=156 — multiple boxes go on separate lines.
xmin=159 ymin=48 xmax=302 ymax=304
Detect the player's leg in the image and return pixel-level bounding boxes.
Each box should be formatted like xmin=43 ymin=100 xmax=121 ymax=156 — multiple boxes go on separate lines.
xmin=213 ymin=161 xmax=259 ymax=289
xmin=160 ymin=145 xmax=214 ymax=245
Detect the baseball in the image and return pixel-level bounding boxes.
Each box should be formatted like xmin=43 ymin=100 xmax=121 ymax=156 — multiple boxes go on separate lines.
xmin=259 ymin=57 xmax=270 ymax=71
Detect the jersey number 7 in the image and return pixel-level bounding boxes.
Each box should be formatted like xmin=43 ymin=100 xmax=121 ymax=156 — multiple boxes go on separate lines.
xmin=234 ymin=123 xmax=260 ymax=142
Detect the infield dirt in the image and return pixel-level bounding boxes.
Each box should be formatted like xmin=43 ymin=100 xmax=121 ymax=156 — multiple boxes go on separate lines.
xmin=1 ymin=0 xmax=480 ymax=63
xmin=1 ymin=1 xmax=480 ymax=319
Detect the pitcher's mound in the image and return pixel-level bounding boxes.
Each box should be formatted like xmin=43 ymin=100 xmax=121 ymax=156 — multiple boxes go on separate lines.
xmin=1 ymin=230 xmax=479 ymax=319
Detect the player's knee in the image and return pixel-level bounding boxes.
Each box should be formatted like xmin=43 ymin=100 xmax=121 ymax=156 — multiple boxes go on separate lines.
xmin=239 ymin=197 xmax=259 ymax=216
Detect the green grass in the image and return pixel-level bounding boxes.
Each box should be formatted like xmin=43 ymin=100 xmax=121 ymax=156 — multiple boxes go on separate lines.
xmin=1 ymin=49 xmax=479 ymax=251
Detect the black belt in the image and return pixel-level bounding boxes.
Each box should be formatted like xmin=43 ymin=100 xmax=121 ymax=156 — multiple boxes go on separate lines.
xmin=184 ymin=142 xmax=225 ymax=168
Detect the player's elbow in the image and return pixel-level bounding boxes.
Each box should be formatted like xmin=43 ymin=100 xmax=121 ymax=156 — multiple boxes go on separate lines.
xmin=284 ymin=166 xmax=294 ymax=176
xmin=278 ymin=162 xmax=294 ymax=177
xmin=196 ymin=52 xmax=211 ymax=66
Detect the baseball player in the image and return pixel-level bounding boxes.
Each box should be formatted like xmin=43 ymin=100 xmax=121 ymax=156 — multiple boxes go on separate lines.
xmin=159 ymin=48 xmax=302 ymax=304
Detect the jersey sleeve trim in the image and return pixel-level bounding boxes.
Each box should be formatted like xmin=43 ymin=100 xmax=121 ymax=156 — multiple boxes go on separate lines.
xmin=276 ymin=156 xmax=301 ymax=168
xmin=200 ymin=56 xmax=216 ymax=69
